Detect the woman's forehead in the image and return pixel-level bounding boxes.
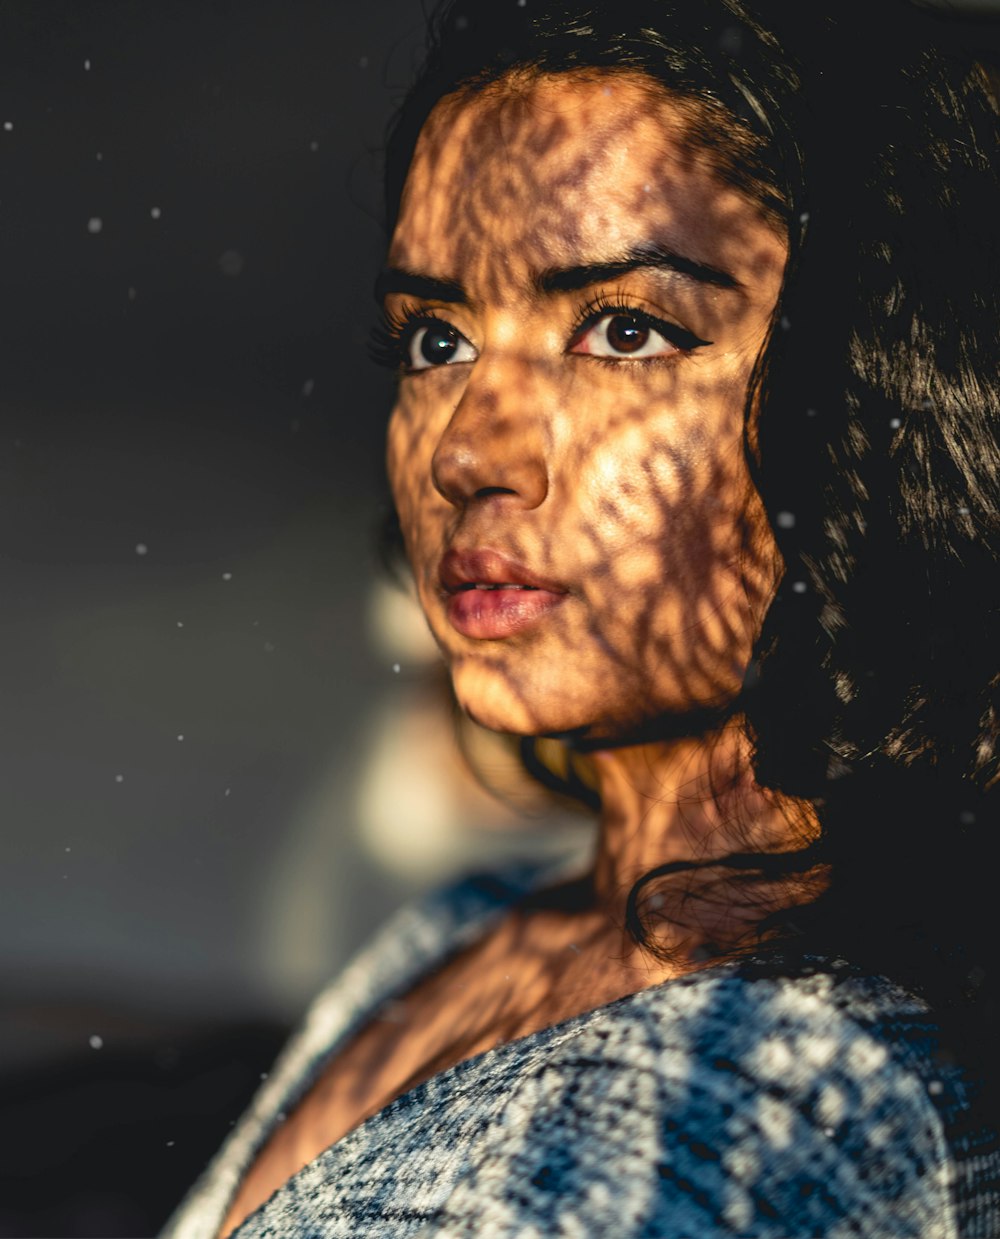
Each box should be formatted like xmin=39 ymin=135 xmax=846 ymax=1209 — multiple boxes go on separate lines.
xmin=389 ymin=71 xmax=786 ymax=303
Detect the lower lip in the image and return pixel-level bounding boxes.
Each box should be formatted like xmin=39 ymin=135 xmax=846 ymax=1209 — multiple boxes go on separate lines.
xmin=445 ymin=588 xmax=567 ymax=639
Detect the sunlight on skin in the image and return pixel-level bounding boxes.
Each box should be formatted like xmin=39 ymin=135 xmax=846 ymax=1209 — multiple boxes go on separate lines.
xmin=388 ymin=75 xmax=785 ymax=732
xmin=218 ymin=72 xmax=820 ymax=1237
xmin=386 ymin=72 xmax=807 ymax=906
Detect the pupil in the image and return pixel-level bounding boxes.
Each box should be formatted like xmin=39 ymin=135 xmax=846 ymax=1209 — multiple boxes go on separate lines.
xmin=421 ymin=325 xmax=458 ymax=364
xmin=607 ymin=315 xmax=648 ymax=353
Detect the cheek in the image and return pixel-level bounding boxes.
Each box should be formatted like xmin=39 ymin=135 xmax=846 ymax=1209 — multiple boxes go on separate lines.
xmin=385 ymin=406 xmax=412 ymax=513
xmin=386 ymin=388 xmax=455 ymax=572
xmin=566 ymin=391 xmax=772 ymax=671
xmin=569 ymin=402 xmax=746 ymax=561
xmin=387 ymin=396 xmax=433 ymax=511
xmin=386 ymin=412 xmax=424 ymax=581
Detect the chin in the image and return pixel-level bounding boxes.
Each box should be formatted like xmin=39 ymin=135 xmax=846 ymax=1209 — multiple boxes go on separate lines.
xmin=450 ymin=659 xmax=577 ymax=737
xmin=453 ymin=668 xmax=742 ymax=752
xmin=450 ymin=659 xmax=649 ymax=741
xmin=454 ymin=687 xmax=543 ymax=737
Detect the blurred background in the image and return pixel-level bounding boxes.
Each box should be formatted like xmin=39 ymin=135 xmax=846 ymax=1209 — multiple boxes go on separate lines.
xmin=0 ymin=1 xmax=998 ymax=1235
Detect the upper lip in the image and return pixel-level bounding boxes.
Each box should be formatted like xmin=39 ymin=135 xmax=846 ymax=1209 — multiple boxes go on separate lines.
xmin=439 ymin=548 xmax=568 ymax=594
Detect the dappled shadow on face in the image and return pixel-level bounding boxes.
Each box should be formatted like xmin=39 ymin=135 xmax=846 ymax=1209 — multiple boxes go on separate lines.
xmin=386 ymin=70 xmax=787 ymax=742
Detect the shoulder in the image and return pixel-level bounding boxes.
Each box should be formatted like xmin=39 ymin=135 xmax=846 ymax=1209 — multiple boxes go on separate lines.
xmin=424 ymin=957 xmax=988 ymax=1238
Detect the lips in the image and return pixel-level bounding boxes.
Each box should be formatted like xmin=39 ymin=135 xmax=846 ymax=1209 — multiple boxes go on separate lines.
xmin=440 ymin=549 xmax=568 ymax=639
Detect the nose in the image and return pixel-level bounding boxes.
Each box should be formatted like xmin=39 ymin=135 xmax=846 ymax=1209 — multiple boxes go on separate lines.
xmin=431 ymin=367 xmax=549 ymax=510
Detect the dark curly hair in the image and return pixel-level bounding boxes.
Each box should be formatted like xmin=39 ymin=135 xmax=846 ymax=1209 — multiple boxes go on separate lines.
xmin=378 ymin=0 xmax=1000 ymax=1130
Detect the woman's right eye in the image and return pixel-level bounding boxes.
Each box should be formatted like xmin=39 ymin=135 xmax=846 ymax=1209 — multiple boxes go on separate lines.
xmin=406 ymin=321 xmax=478 ymax=371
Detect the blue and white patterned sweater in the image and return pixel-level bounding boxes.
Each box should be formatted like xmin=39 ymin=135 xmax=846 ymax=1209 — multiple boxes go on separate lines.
xmin=162 ymin=864 xmax=1000 ymax=1238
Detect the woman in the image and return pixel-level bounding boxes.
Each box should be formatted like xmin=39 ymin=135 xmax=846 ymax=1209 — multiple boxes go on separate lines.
xmin=165 ymin=0 xmax=1000 ymax=1234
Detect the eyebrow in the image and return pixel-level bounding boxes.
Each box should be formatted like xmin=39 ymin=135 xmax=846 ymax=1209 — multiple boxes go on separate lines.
xmin=374 ymin=269 xmax=466 ymax=305
xmin=537 ymin=245 xmax=740 ymax=294
xmin=375 ymin=243 xmax=739 ymax=307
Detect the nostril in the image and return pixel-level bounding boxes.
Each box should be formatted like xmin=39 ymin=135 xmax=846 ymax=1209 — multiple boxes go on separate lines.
xmin=474 ymin=486 xmax=518 ymax=499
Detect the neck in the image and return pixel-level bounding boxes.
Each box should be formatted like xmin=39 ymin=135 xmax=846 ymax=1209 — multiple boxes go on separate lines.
xmin=578 ymin=719 xmax=814 ymax=962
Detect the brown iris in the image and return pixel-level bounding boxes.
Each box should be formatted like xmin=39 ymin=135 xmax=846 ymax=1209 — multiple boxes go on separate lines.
xmin=606 ymin=315 xmax=649 ymax=354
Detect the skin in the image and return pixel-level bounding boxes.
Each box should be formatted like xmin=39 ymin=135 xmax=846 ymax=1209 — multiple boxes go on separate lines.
xmin=220 ymin=71 xmax=812 ymax=1236
xmin=385 ymin=71 xmax=799 ymax=905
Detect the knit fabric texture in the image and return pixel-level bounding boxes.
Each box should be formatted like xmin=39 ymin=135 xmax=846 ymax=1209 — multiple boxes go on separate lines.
xmin=162 ymin=863 xmax=1000 ymax=1238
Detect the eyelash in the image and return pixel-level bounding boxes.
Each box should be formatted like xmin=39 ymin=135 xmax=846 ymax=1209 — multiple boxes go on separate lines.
xmin=570 ymin=290 xmax=710 ymax=361
xmin=368 ymin=291 xmax=708 ymax=373
xmin=368 ymin=300 xmax=449 ymax=372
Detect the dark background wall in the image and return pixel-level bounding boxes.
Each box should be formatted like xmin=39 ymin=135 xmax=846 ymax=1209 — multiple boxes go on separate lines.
xmin=0 ymin=0 xmax=422 ymax=1020
xmin=1 ymin=1 xmax=998 ymax=1235
xmin=0 ymin=3 xmax=435 ymax=1232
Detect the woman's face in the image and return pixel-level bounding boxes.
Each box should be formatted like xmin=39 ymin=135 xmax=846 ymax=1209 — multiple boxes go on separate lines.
xmin=384 ymin=72 xmax=787 ymax=739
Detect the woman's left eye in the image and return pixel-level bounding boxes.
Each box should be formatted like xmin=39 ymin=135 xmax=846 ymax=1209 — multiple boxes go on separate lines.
xmin=406 ymin=321 xmax=478 ymax=371
xmin=569 ymin=312 xmax=704 ymax=359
